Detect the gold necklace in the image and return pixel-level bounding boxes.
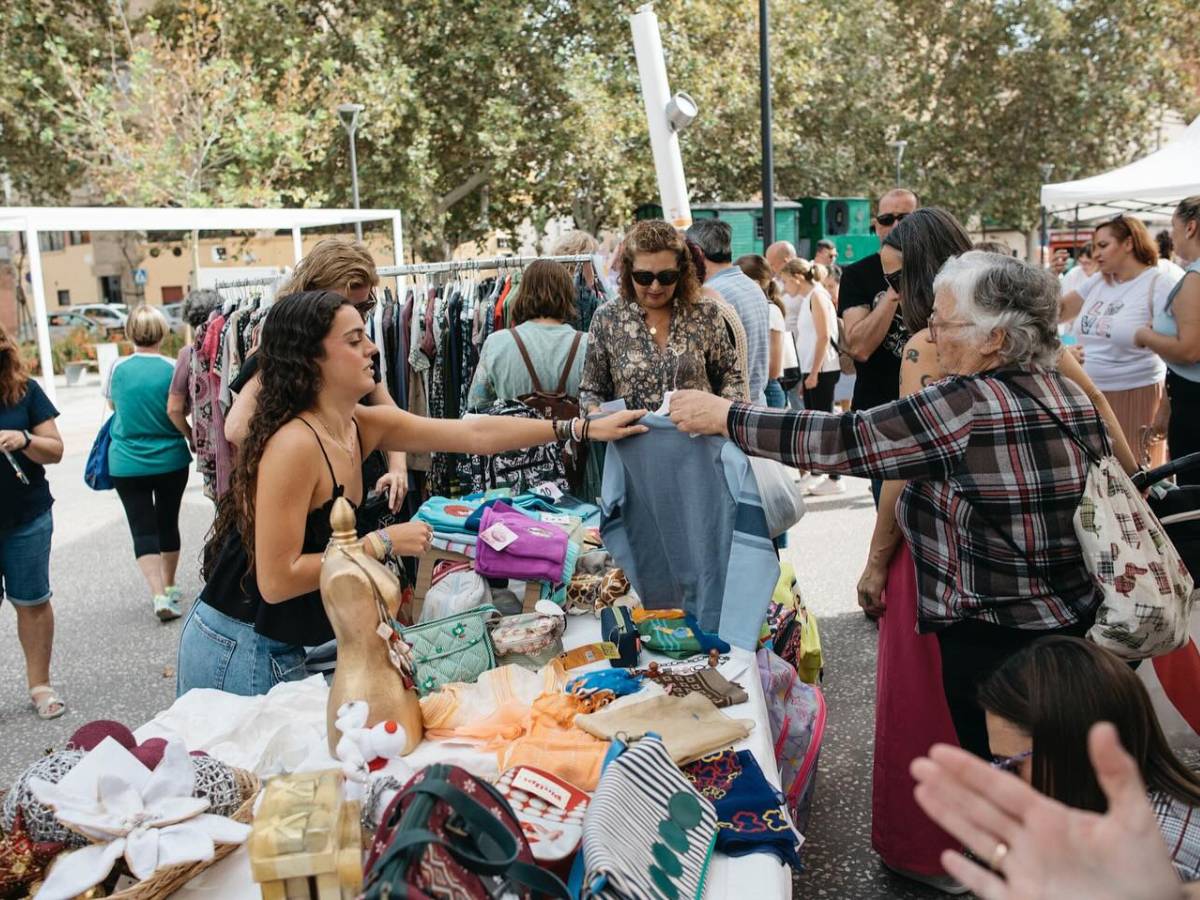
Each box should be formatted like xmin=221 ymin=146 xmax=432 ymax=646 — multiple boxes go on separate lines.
xmin=313 ymin=413 xmax=357 ymax=467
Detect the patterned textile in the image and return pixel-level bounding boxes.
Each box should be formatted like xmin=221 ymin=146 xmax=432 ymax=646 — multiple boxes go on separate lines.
xmin=1150 ymin=789 xmax=1200 ymax=881
xmin=684 ymin=750 xmax=803 ymax=869
xmin=727 ymin=368 xmax=1106 ymax=632
xmin=580 ymin=296 xmax=747 ymax=412
xmin=655 ymin=667 xmax=748 ymax=708
xmin=582 ymin=735 xmax=718 ymax=900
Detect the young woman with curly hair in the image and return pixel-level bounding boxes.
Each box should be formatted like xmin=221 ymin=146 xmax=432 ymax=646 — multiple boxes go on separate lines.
xmin=176 ymin=291 xmax=647 ymax=697
xmin=579 ymin=219 xmax=748 ymax=411
xmin=0 ymin=322 xmax=66 ymax=718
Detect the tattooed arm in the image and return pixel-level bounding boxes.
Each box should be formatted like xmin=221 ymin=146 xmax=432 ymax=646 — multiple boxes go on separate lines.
xmin=857 ymin=329 xmax=941 ymax=617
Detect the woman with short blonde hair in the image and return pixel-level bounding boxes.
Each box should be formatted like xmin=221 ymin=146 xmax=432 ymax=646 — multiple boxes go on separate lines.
xmin=105 ymin=305 xmax=193 ymax=620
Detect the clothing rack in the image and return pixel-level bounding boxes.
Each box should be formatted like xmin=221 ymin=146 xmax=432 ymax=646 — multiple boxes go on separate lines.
xmin=376 ymin=254 xmax=593 ymax=277
xmin=212 ymin=254 xmax=592 ymax=292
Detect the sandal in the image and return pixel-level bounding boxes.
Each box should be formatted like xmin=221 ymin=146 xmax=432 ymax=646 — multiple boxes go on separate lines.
xmin=29 ymin=684 xmax=67 ymax=720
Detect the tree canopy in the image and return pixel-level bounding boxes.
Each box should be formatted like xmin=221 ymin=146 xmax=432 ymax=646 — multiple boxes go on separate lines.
xmin=2 ymin=0 xmax=1196 ymax=251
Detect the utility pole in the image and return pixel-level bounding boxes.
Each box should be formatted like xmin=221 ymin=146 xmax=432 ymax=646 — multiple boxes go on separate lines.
xmin=759 ymin=0 xmax=775 ymax=248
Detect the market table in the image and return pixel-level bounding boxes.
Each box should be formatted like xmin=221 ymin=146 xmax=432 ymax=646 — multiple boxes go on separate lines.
xmin=137 ymin=614 xmax=794 ymax=899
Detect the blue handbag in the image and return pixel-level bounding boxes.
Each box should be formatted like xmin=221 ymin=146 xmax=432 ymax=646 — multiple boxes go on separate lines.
xmin=85 ymin=417 xmax=115 ymax=491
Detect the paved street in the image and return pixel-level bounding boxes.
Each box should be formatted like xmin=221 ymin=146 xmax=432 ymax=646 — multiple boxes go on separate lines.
xmin=0 ymin=375 xmax=946 ymax=898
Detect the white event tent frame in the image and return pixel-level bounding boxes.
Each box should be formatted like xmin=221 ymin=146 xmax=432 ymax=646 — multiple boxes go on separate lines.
xmin=1040 ymin=115 xmax=1200 ymax=223
xmin=0 ymin=207 xmax=403 ymax=402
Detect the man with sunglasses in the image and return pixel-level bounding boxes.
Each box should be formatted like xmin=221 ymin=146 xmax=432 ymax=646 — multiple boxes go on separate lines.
xmin=840 ymin=189 xmax=920 ymax=412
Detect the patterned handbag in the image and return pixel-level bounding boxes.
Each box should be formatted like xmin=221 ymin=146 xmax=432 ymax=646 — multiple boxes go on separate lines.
xmin=400 ymin=605 xmax=499 ymax=696
xmin=985 ymin=378 xmax=1194 ymax=660
xmin=361 ymin=764 xmax=569 ymax=900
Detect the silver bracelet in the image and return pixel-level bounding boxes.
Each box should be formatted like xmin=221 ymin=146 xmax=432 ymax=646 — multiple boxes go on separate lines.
xmin=569 ymin=416 xmax=583 ymax=443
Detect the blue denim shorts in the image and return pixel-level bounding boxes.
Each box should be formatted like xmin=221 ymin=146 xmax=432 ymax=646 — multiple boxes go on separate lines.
xmin=0 ymin=510 xmax=53 ymax=606
xmin=176 ymin=599 xmax=307 ymax=698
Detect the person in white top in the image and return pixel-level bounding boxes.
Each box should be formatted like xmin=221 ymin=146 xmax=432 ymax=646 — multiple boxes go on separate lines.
xmin=1060 ymin=215 xmax=1181 ymax=467
xmin=1059 ymin=241 xmax=1097 ymax=297
xmin=780 ymin=258 xmax=844 ymax=494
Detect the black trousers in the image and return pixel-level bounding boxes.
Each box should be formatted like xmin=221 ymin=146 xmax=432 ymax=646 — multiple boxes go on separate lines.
xmin=1167 ymin=372 xmax=1200 ymax=486
xmin=112 ymin=466 xmax=190 ymax=558
xmin=804 ymin=371 xmax=842 ymax=480
xmin=936 ymin=617 xmax=1090 ymax=759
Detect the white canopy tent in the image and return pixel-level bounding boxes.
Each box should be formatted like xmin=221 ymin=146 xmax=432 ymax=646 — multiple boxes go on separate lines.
xmin=1040 ymin=115 xmax=1200 ymax=222
xmin=0 ymin=207 xmax=403 ymax=401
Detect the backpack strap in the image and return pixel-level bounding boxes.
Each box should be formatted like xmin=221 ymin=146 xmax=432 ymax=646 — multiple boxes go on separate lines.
xmin=992 ymin=373 xmax=1105 ymax=464
xmin=509 ymin=328 xmax=545 ymax=394
xmin=556 ymin=332 xmax=583 ymax=395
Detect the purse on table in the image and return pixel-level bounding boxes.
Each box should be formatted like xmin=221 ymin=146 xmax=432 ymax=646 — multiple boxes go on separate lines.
xmin=362 ymin=763 xmax=569 ymax=900
xmin=490 ymin=604 xmax=567 ymax=670
xmin=495 ymin=766 xmax=590 ymax=878
xmin=599 ymin=606 xmax=640 ymax=668
xmin=400 ymin=604 xmax=499 ymax=696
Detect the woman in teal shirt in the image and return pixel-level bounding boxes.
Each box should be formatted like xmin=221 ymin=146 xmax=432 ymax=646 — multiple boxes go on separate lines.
xmin=1136 ymin=196 xmax=1200 ymax=482
xmin=467 ymin=260 xmax=601 ymax=499
xmin=104 ymin=305 xmax=193 ymax=620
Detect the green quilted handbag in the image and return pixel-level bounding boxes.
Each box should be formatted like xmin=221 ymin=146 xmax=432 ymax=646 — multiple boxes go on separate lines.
xmin=400 ymin=604 xmax=500 ymax=696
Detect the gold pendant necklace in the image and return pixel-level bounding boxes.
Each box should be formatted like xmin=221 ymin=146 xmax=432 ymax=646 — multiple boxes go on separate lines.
xmin=314 ymin=414 xmax=357 ymax=467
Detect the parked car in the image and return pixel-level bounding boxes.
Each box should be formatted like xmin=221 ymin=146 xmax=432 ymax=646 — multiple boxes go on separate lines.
xmin=74 ymin=304 xmax=128 ymax=334
xmin=162 ymin=302 xmax=185 ymax=330
xmin=18 ymin=311 xmax=108 ymax=343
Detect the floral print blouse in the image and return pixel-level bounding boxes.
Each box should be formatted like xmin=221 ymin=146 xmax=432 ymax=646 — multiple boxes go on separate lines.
xmin=580 ymin=297 xmax=748 ymax=411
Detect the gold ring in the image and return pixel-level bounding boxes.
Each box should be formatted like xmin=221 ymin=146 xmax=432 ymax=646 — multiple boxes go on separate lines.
xmin=989 ymin=841 xmax=1009 ymax=872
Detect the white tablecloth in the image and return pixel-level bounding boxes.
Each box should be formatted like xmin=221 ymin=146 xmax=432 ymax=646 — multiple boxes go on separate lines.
xmin=137 ymin=615 xmax=793 ymax=899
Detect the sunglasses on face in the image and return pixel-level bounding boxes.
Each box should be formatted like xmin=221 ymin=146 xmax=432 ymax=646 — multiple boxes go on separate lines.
xmin=354 ymin=290 xmax=378 ymax=319
xmin=882 ymin=269 xmax=903 ymax=294
xmin=875 ymin=212 xmax=908 ymax=227
xmin=630 ymin=269 xmax=681 ymax=287
xmin=990 ymin=749 xmax=1032 ymax=774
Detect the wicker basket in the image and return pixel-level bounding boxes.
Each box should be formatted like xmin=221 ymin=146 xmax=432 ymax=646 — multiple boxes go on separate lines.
xmin=1 ymin=766 xmax=260 ymax=900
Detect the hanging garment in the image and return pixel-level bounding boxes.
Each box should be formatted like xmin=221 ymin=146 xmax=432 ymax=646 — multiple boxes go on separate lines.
xmin=599 ymin=414 xmax=779 ymax=650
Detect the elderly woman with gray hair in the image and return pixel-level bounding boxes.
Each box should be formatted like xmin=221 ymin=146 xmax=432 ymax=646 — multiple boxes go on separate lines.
xmin=670 ymin=252 xmax=1109 ymax=759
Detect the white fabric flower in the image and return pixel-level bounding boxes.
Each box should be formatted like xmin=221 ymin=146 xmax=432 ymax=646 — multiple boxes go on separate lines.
xmin=29 ymin=740 xmax=251 ymax=900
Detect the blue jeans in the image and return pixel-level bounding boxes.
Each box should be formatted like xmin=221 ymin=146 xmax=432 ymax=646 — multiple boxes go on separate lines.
xmin=177 ymin=599 xmax=307 ymax=697
xmin=0 ymin=510 xmax=53 ymax=606
xmin=764 ymin=379 xmax=787 ymax=409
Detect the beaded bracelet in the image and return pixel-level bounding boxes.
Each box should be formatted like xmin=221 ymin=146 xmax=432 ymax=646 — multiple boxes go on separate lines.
xmin=373 ymin=528 xmax=394 ymax=559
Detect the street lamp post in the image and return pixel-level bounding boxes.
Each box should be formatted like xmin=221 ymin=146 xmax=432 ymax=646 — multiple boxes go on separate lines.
xmin=887 ymin=139 xmax=908 ymax=187
xmin=337 ymin=103 xmax=365 ymax=241
xmin=1038 ymin=162 xmax=1055 ymax=267
xmin=758 ymin=0 xmax=775 ymax=248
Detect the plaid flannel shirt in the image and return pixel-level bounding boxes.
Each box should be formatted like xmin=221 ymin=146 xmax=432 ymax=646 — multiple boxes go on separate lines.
xmin=727 ymin=368 xmax=1106 ymax=631
xmin=1150 ymin=790 xmax=1200 ymax=881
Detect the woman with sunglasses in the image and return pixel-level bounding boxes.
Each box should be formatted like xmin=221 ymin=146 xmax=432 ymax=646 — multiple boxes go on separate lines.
xmin=979 ymin=636 xmax=1200 ymax=882
xmin=579 ymin=220 xmax=747 ymax=412
xmin=224 ymin=238 xmax=410 ymax=523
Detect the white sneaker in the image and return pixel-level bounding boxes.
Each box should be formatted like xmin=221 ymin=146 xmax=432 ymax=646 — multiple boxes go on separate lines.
xmin=809 ymin=477 xmax=846 ymax=496
xmin=798 ymin=473 xmax=822 ymax=492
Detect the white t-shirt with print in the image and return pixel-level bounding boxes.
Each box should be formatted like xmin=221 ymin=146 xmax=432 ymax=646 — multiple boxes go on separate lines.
xmin=768 ymin=303 xmax=799 ymax=369
xmin=1077 ymin=268 xmax=1175 ymax=391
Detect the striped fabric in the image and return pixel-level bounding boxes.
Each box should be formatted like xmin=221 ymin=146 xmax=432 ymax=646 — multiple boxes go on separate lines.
xmin=582 ymin=735 xmax=718 ymax=900
xmin=727 ymin=368 xmax=1107 ymax=632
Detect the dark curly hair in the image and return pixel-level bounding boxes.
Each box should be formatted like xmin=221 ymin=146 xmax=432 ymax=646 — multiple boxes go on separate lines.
xmin=619 ymin=220 xmax=702 ymax=307
xmin=203 ymin=290 xmax=350 ymax=581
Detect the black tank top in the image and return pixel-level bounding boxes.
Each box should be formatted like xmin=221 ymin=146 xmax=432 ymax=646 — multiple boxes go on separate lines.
xmin=201 ymin=418 xmax=365 ymax=646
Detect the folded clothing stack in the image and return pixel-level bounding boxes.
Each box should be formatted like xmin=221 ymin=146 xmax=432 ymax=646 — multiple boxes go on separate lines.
xmin=475 ymin=502 xmax=570 ymax=583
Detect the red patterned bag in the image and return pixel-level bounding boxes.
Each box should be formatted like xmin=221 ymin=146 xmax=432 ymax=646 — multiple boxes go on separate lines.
xmin=361 ymin=764 xmax=569 ymax=900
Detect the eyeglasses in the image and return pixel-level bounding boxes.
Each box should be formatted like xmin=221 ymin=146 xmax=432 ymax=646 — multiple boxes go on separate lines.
xmin=354 ymin=290 xmax=378 ymax=319
xmin=630 ymin=269 xmax=681 ymax=287
xmin=990 ymin=749 xmax=1032 ymax=774
xmin=875 ymin=212 xmax=909 ymax=227
xmin=928 ymin=311 xmax=972 ymax=340
xmin=882 ymin=269 xmax=903 ymax=294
